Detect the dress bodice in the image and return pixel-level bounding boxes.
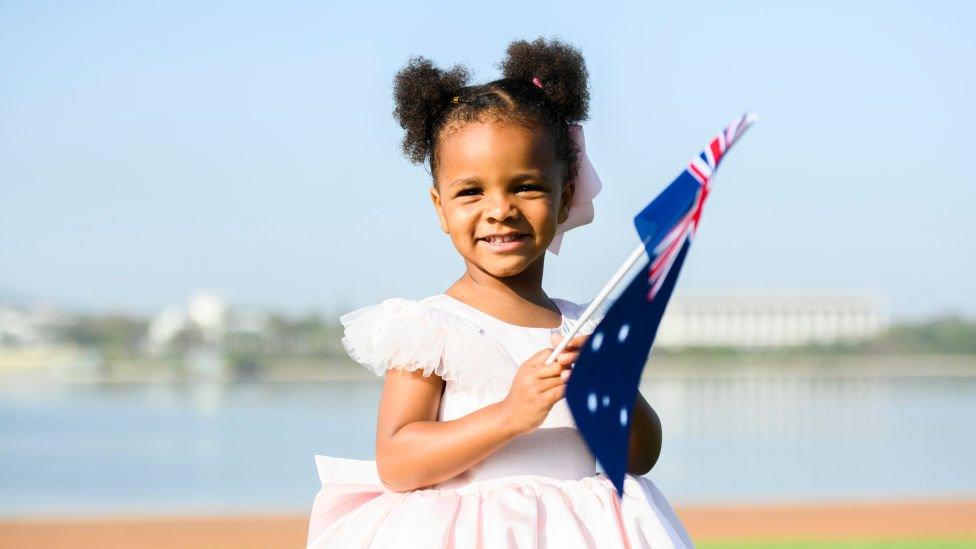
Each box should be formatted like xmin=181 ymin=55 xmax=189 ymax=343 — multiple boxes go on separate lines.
xmin=420 ymin=294 xmax=597 ymax=489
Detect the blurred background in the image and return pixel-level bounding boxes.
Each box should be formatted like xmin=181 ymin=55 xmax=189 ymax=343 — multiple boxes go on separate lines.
xmin=1 ymin=1 xmax=974 ymax=548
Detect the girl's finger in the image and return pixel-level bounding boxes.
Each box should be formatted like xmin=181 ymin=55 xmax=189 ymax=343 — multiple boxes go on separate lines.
xmin=540 ymin=357 xmax=574 ymax=379
xmin=542 ymin=383 xmax=566 ymax=403
xmin=565 ymin=334 xmax=590 ymax=351
xmin=557 ymin=351 xmax=579 ymax=367
xmin=552 ymin=333 xmax=590 ymax=352
xmin=539 ymin=354 xmax=574 ymax=378
xmin=538 ymin=375 xmax=565 ymax=393
xmin=538 ymin=359 xmax=563 ymax=378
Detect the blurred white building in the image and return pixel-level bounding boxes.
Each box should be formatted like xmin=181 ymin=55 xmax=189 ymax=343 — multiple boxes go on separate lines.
xmin=0 ymin=304 xmax=93 ymax=379
xmin=187 ymin=293 xmax=227 ymax=340
xmin=656 ymin=291 xmax=888 ymax=348
xmin=146 ymin=292 xmax=268 ymax=354
xmin=0 ymin=304 xmax=64 ymax=346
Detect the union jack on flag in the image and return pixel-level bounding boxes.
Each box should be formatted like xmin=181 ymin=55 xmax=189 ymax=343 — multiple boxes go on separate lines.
xmin=566 ymin=112 xmax=757 ymax=498
xmin=638 ymin=112 xmax=758 ymax=300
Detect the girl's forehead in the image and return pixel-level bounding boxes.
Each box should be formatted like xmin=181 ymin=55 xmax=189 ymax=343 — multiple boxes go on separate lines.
xmin=437 ymin=120 xmax=557 ymax=176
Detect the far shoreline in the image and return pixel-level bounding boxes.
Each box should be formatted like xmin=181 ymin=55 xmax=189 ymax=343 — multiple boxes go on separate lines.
xmin=1 ymin=353 xmax=974 ymax=385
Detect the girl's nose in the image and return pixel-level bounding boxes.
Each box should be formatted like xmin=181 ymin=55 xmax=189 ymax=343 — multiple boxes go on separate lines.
xmin=485 ymin=191 xmax=517 ymax=222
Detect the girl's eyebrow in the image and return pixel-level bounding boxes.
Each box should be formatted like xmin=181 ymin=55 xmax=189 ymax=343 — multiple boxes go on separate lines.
xmin=449 ymin=177 xmax=480 ymax=189
xmin=512 ymin=172 xmax=549 ymax=183
xmin=448 ymin=173 xmax=548 ymax=188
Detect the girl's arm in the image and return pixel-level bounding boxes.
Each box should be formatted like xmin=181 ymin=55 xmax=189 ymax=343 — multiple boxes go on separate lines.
xmin=375 ymin=335 xmax=585 ymax=492
xmin=374 ymin=368 xmax=521 ymax=492
xmin=626 ymin=391 xmax=663 ymax=475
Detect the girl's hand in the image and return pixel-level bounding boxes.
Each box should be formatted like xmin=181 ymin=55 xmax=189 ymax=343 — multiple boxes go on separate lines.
xmin=550 ymin=332 xmax=590 ymax=382
xmin=500 ymin=332 xmax=591 ymax=436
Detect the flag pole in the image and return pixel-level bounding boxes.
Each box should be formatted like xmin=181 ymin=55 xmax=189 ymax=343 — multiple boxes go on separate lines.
xmin=545 ymin=243 xmax=646 ymax=364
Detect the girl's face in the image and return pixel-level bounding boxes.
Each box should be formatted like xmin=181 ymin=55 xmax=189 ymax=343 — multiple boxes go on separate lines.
xmin=430 ymin=119 xmax=574 ymax=278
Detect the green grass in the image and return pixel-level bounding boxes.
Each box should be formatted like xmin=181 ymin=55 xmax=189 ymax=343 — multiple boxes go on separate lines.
xmin=698 ymin=539 xmax=976 ymax=549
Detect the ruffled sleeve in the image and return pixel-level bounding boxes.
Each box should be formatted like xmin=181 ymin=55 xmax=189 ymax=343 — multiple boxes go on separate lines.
xmin=339 ymin=298 xmax=514 ymax=398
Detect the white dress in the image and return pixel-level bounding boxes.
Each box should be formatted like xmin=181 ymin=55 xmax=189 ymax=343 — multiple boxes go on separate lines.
xmin=306 ymin=294 xmax=694 ymax=548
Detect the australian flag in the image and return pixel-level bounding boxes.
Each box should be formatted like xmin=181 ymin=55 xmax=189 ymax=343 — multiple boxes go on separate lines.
xmin=566 ymin=112 xmax=758 ymax=497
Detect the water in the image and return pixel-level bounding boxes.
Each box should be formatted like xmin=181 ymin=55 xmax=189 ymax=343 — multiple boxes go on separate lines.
xmin=1 ymin=369 xmax=975 ymax=518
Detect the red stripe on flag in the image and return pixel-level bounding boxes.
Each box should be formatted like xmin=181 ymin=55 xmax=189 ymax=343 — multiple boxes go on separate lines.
xmin=647 ymin=226 xmax=689 ymax=300
xmin=710 ymin=139 xmax=724 ymax=165
xmin=650 ymin=218 xmax=690 ymax=277
xmin=688 ymin=186 xmax=709 ymax=234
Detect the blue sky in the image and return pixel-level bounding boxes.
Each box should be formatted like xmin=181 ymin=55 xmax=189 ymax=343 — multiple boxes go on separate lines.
xmin=1 ymin=1 xmax=973 ymax=319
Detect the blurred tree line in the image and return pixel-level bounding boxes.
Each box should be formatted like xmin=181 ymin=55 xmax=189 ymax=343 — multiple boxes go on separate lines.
xmin=55 ymin=315 xmax=148 ymax=360
xmin=50 ymin=312 xmax=346 ymax=370
xmin=49 ymin=313 xmax=976 ymax=364
xmin=664 ymin=316 xmax=976 ymax=356
xmin=844 ymin=316 xmax=976 ymax=354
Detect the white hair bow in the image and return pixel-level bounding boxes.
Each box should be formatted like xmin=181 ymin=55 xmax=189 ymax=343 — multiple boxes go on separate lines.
xmin=548 ymin=123 xmax=602 ymax=254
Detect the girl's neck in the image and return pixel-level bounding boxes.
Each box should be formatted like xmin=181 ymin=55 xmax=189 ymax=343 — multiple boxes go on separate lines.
xmin=445 ymin=255 xmax=559 ymax=322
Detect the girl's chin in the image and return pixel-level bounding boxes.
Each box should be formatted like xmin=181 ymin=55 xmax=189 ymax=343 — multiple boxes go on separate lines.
xmin=474 ymin=253 xmax=542 ymax=277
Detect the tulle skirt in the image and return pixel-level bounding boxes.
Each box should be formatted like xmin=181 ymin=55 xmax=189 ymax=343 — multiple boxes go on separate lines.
xmin=306 ymin=456 xmax=694 ymax=548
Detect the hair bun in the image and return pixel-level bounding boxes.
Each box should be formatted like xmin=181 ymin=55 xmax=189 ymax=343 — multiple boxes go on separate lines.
xmin=392 ymin=56 xmax=471 ymax=164
xmin=498 ymin=37 xmax=590 ymax=123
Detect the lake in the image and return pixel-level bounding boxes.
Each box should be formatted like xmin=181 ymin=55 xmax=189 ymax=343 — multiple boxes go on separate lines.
xmin=2 ymin=361 xmax=975 ymax=518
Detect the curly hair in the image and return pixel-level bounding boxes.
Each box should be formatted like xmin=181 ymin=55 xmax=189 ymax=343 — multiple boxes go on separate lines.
xmin=392 ymin=36 xmax=590 ymax=186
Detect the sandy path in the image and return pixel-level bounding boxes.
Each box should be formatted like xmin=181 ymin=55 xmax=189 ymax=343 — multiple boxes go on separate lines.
xmin=0 ymin=515 xmax=309 ymax=549
xmin=680 ymin=499 xmax=976 ymax=540
xmin=1 ymin=500 xmax=973 ymax=548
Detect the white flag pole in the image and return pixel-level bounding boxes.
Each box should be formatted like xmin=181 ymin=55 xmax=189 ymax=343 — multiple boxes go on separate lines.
xmin=545 ymin=243 xmax=647 ymax=365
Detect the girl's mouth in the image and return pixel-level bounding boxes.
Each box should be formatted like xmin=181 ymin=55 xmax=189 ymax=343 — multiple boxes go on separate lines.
xmin=478 ymin=233 xmax=530 ymax=252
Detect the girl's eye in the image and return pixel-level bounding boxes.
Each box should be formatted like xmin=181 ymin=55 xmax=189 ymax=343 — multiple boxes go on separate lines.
xmin=456 ymin=185 xmax=545 ymax=198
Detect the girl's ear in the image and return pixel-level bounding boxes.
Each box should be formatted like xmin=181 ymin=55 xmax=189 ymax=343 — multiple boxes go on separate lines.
xmin=429 ymin=185 xmax=450 ymax=234
xmin=557 ymin=180 xmax=575 ymax=224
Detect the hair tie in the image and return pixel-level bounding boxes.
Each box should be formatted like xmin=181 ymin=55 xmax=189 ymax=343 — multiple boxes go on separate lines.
xmin=532 ymin=77 xmax=544 ymax=89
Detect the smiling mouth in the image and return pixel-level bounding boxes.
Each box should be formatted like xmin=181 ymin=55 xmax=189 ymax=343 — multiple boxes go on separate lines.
xmin=479 ymin=234 xmax=530 ymax=244
xmin=477 ymin=234 xmax=531 ymax=252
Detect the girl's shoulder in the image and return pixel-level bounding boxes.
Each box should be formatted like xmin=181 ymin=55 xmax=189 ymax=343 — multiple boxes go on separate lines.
xmin=338 ymin=294 xmax=612 ymax=387
xmin=338 ymin=296 xmax=512 ymax=394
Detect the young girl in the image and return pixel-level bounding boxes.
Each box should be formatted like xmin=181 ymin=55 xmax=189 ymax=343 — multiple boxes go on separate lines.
xmin=307 ymin=37 xmax=693 ymax=548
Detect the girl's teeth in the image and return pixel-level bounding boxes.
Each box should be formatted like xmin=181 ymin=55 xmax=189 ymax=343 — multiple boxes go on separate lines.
xmin=488 ymin=235 xmax=522 ymax=243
